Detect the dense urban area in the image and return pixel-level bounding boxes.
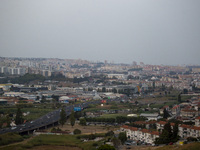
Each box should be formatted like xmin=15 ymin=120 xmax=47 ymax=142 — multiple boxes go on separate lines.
xmin=0 ymin=57 xmax=200 ymax=150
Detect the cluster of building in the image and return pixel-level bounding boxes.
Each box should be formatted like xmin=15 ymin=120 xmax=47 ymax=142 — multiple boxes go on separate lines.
xmin=160 ymin=96 xmax=200 ymax=123
xmin=0 ymin=57 xmax=200 ymax=92
xmin=121 ymin=117 xmax=200 ymax=145
xmin=119 ymin=96 xmax=200 ymax=145
xmin=1 ymin=57 xmax=200 ymax=144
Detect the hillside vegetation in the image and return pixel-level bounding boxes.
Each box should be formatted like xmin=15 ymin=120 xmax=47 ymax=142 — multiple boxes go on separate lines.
xmin=156 ymin=142 xmax=200 ymax=150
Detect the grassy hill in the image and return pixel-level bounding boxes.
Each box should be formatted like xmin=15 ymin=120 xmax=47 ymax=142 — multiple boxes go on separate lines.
xmin=156 ymin=142 xmax=200 ymax=150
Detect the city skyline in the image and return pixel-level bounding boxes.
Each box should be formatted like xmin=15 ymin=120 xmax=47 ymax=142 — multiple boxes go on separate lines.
xmin=0 ymin=0 xmax=200 ymax=65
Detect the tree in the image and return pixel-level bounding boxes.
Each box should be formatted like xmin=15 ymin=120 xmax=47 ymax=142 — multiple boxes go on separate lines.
xmin=183 ymin=89 xmax=188 ymax=94
xmin=59 ymin=108 xmax=67 ymax=127
xmin=118 ymin=132 xmax=127 ymax=145
xmin=70 ymin=110 xmax=75 ymax=128
xmin=6 ymin=115 xmax=11 ymax=127
xmin=149 ymin=123 xmax=157 ymax=129
xmin=15 ymin=107 xmax=24 ymax=125
xmin=112 ymin=137 xmax=121 ymax=149
xmin=41 ymin=96 xmax=46 ymax=103
xmin=112 ymin=88 xmax=117 ymax=93
xmin=162 ymin=84 xmax=166 ymax=91
xmin=105 ymin=130 xmax=114 ymax=136
xmin=79 ymin=118 xmax=86 ymax=126
xmin=102 ymin=87 xmax=106 ymax=92
xmin=36 ymin=96 xmax=40 ymax=100
xmin=172 ymin=122 xmax=179 ymax=142
xmin=97 ymin=144 xmax=115 ymax=150
xmin=178 ymin=94 xmax=181 ymax=103
xmin=153 ymin=81 xmax=155 ymax=89
xmin=73 ymin=129 xmax=81 ymax=134
xmin=116 ymin=116 xmax=127 ymax=124
xmin=0 ymin=121 xmax=2 ymax=129
xmin=52 ymin=94 xmax=59 ymax=102
xmin=74 ymin=111 xmax=82 ymax=119
xmin=155 ymin=122 xmax=172 ymax=144
xmin=163 ymin=108 xmax=170 ymax=119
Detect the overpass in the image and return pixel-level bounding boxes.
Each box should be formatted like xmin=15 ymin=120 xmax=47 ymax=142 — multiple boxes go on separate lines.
xmin=0 ymin=100 xmax=101 ymax=135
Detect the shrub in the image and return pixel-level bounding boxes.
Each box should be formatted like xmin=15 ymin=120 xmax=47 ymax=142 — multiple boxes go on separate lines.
xmin=79 ymin=118 xmax=87 ymax=126
xmin=73 ymin=129 xmax=81 ymax=135
xmin=98 ymin=144 xmax=115 ymax=150
xmin=88 ymin=134 xmax=96 ymax=140
xmin=93 ymin=142 xmax=98 ymax=146
xmin=105 ymin=131 xmax=114 ymax=137
xmin=51 ymin=127 xmax=62 ymax=132
xmin=23 ymin=135 xmax=31 ymax=139
xmin=187 ymin=137 xmax=197 ymax=142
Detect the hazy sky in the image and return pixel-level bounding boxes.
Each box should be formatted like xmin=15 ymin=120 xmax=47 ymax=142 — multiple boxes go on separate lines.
xmin=0 ymin=0 xmax=200 ymax=65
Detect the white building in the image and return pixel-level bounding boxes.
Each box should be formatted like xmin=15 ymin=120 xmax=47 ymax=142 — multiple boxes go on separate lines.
xmin=195 ymin=116 xmax=200 ymax=127
xmin=120 ymin=125 xmax=159 ymax=144
xmin=140 ymin=113 xmax=159 ymax=121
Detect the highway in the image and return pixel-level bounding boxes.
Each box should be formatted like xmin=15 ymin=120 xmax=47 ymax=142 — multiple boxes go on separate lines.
xmin=0 ymin=100 xmax=101 ymax=135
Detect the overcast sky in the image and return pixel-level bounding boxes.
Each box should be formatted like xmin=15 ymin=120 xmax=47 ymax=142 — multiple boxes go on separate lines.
xmin=0 ymin=0 xmax=200 ymax=65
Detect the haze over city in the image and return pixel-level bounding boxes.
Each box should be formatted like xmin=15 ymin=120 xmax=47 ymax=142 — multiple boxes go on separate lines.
xmin=1 ymin=1 xmax=200 ymax=149
xmin=0 ymin=0 xmax=200 ymax=65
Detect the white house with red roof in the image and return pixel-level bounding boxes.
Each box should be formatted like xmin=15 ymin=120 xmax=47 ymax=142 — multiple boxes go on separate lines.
xmin=120 ymin=125 xmax=159 ymax=144
xmin=171 ymin=105 xmax=180 ymax=115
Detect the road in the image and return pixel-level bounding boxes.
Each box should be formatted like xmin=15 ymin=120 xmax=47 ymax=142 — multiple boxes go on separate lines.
xmin=0 ymin=100 xmax=101 ymax=135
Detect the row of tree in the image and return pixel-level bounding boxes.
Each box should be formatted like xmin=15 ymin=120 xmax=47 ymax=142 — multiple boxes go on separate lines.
xmin=59 ymin=108 xmax=77 ymax=128
xmin=0 ymin=107 xmax=24 ymax=128
xmin=85 ymin=116 xmax=147 ymax=124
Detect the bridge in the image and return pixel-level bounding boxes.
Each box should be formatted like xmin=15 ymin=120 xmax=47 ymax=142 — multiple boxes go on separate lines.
xmin=0 ymin=100 xmax=101 ymax=135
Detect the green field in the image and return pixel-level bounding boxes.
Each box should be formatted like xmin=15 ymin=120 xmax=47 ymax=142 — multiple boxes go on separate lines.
xmin=0 ymin=134 xmax=104 ymax=150
xmin=0 ymin=104 xmax=55 ymax=122
xmin=0 ymin=133 xmax=23 ymax=146
xmin=100 ymin=113 xmax=128 ymax=118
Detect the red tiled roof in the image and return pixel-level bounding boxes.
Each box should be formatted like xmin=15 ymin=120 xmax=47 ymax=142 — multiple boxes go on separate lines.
xmin=184 ymin=106 xmax=192 ymax=109
xmin=180 ymin=124 xmax=191 ymax=128
xmin=130 ymin=127 xmax=138 ymax=131
xmin=195 ymin=116 xmax=200 ymax=120
xmin=121 ymin=125 xmax=131 ymax=129
xmin=141 ymin=129 xmax=150 ymax=133
xmin=150 ymin=131 xmax=159 ymax=135
xmin=121 ymin=125 xmax=138 ymax=131
xmin=162 ymin=105 xmax=169 ymax=109
xmin=170 ymin=123 xmax=175 ymax=126
xmin=172 ymin=105 xmax=179 ymax=109
xmin=191 ymin=126 xmax=200 ymax=130
xmin=133 ymin=121 xmax=146 ymax=125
